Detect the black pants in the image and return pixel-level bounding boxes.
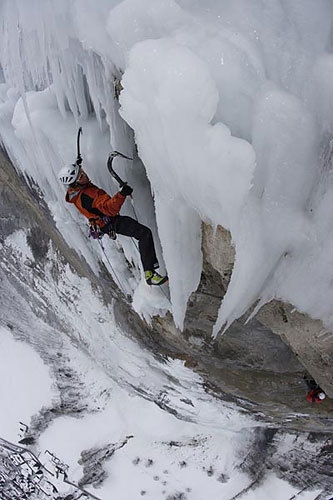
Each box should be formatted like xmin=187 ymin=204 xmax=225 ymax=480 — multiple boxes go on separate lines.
xmin=103 ymin=215 xmax=159 ymax=272
xmin=303 ymin=375 xmax=319 ymax=391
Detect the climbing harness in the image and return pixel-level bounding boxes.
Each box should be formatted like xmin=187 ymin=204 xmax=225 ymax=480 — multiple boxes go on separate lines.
xmin=88 ymin=221 xmax=103 ymax=240
xmin=88 ymin=216 xmax=117 ymax=240
xmin=101 ymin=216 xmax=117 ymax=240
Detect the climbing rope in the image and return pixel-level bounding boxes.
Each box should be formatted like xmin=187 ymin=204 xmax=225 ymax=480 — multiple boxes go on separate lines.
xmin=97 ymin=238 xmax=129 ymax=299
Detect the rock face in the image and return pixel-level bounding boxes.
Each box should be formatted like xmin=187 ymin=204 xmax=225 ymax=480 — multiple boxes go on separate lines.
xmin=0 ymin=148 xmax=332 ymax=495
xmin=202 ymin=223 xmax=333 ymax=398
xmin=1 ymin=147 xmax=332 ymax=433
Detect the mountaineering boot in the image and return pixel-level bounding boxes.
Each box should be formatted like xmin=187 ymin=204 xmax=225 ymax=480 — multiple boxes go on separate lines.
xmin=145 ymin=270 xmax=168 ymax=286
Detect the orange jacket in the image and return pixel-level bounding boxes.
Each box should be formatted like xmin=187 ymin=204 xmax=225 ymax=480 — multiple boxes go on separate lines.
xmin=65 ymin=181 xmax=126 ymax=227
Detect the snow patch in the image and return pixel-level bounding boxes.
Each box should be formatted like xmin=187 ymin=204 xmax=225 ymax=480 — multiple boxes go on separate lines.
xmin=0 ymin=326 xmax=54 ymax=442
xmin=5 ymin=229 xmax=34 ymax=262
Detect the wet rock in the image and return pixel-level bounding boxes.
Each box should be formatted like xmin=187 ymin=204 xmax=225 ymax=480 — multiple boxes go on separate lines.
xmin=202 ymin=223 xmax=333 ymax=398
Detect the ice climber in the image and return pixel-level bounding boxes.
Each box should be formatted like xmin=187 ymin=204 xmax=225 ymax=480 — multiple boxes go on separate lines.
xmin=58 ymin=162 xmax=168 ymax=286
xmin=303 ymin=375 xmax=326 ymax=403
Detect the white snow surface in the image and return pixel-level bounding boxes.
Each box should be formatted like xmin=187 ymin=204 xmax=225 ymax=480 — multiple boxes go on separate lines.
xmin=0 ymin=326 xmax=54 ymax=442
xmin=1 ymin=1 xmax=333 ymax=331
xmin=3 ymin=226 xmax=327 ymax=497
xmin=0 ymin=314 xmax=324 ymax=500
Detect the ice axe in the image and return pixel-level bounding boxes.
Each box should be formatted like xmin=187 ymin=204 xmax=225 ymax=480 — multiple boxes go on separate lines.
xmin=76 ymin=126 xmax=83 ymax=164
xmin=107 ymin=150 xmax=133 ymax=186
xmin=107 ymin=151 xmax=138 ymax=220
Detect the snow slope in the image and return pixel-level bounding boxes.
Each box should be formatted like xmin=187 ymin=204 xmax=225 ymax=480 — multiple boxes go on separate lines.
xmin=0 ymin=320 xmax=325 ymax=500
xmin=2 ymin=228 xmax=327 ymax=499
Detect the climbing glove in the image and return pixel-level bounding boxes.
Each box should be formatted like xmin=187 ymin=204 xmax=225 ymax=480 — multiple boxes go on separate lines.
xmin=120 ymin=184 xmax=133 ymax=196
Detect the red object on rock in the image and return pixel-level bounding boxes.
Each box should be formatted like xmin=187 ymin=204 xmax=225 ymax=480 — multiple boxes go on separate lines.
xmin=306 ymin=389 xmax=326 ymax=403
